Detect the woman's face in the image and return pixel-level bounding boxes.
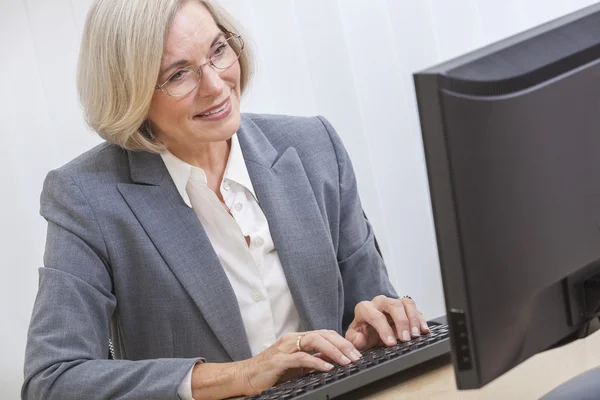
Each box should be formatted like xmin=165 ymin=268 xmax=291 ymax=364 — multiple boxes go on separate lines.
xmin=147 ymin=0 xmax=242 ymax=149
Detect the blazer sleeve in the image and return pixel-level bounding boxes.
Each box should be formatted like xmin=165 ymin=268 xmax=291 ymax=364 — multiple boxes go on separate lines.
xmin=22 ymin=170 xmax=202 ymax=400
xmin=316 ymin=116 xmax=399 ymax=331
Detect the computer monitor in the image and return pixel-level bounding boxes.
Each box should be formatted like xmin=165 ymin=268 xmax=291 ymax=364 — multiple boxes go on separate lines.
xmin=414 ymin=3 xmax=600 ymax=390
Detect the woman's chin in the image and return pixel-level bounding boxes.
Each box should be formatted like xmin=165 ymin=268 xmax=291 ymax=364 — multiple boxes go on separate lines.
xmin=188 ymin=116 xmax=241 ymax=143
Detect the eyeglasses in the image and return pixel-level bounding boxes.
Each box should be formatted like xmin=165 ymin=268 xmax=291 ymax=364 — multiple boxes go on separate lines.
xmin=155 ymin=34 xmax=244 ymax=97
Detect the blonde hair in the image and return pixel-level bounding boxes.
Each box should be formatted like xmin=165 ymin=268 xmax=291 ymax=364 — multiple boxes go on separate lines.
xmin=77 ymin=0 xmax=253 ymax=153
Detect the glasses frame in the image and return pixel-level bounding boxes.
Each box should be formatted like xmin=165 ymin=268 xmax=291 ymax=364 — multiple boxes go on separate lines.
xmin=155 ymin=32 xmax=244 ymax=97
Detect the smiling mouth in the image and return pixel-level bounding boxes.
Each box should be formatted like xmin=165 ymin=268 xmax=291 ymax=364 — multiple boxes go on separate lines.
xmin=196 ymin=98 xmax=230 ymax=117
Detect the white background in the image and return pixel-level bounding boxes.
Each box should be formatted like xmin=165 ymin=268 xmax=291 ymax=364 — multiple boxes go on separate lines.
xmin=2 ymin=0 xmax=598 ymax=397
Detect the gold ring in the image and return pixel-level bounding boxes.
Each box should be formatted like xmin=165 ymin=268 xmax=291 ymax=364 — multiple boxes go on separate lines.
xmin=296 ymin=333 xmax=306 ymax=352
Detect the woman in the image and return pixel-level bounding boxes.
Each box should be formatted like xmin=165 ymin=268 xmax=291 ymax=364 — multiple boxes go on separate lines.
xmin=22 ymin=0 xmax=430 ymax=399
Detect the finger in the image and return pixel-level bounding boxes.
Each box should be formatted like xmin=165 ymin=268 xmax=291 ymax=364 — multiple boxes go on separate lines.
xmin=345 ymin=320 xmax=370 ymax=351
xmin=280 ymin=332 xmax=305 ymax=354
xmin=320 ymin=330 xmax=362 ymax=362
xmin=298 ymin=332 xmax=353 ymax=366
xmin=400 ymin=297 xmax=423 ymax=337
xmin=417 ymin=311 xmax=430 ymax=333
xmin=358 ymin=301 xmax=397 ymax=346
xmin=345 ymin=326 xmax=369 ymax=351
xmin=313 ymin=352 xmax=335 ymax=364
xmin=282 ymin=351 xmax=335 ymax=373
xmin=300 ymin=353 xmax=336 ymax=376
xmin=371 ymin=294 xmax=392 ymax=310
xmin=384 ymin=299 xmax=411 ymax=342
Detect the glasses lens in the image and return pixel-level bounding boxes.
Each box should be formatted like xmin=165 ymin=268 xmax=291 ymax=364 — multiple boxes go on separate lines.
xmin=211 ymin=36 xmax=243 ymax=70
xmin=164 ymin=66 xmax=200 ymax=96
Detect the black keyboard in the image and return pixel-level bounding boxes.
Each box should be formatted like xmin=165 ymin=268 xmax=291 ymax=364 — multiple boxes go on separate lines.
xmin=246 ymin=320 xmax=450 ymax=400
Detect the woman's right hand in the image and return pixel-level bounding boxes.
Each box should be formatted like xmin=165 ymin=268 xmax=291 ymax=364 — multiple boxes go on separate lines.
xmin=239 ymin=330 xmax=363 ymax=395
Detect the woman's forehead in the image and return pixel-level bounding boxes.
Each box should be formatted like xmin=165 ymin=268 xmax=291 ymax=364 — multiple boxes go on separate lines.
xmin=163 ymin=2 xmax=220 ymax=58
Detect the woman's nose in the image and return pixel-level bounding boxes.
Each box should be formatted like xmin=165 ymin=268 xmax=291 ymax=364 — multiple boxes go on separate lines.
xmin=197 ymin=66 xmax=225 ymax=97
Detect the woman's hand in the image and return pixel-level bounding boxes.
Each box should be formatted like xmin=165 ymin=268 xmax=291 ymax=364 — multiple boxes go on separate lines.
xmin=239 ymin=330 xmax=362 ymax=395
xmin=345 ymin=295 xmax=430 ymax=351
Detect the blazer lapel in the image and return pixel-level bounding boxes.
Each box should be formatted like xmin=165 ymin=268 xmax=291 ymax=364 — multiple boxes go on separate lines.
xmin=117 ymin=150 xmax=252 ymax=361
xmin=238 ymin=116 xmax=341 ymax=333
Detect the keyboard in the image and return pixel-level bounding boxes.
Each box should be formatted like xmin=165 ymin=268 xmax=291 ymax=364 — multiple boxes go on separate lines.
xmin=246 ymin=319 xmax=450 ymax=399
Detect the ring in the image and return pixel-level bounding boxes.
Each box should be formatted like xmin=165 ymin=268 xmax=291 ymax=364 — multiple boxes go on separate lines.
xmin=296 ymin=333 xmax=306 ymax=352
xmin=401 ymin=295 xmax=412 ymax=300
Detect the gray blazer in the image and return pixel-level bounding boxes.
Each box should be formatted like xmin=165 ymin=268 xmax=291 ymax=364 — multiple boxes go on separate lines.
xmin=23 ymin=114 xmax=397 ymax=400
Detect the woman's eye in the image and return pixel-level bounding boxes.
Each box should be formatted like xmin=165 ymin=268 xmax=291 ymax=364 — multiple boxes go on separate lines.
xmin=170 ymin=70 xmax=188 ymax=82
xmin=213 ymin=43 xmax=228 ymax=57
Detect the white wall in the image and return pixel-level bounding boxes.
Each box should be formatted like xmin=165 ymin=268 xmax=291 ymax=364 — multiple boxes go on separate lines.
xmin=2 ymin=0 xmax=597 ymax=397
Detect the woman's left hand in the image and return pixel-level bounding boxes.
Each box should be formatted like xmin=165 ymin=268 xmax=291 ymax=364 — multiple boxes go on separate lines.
xmin=345 ymin=295 xmax=430 ymax=351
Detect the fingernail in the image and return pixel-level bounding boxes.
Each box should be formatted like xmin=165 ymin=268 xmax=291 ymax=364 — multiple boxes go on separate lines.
xmin=387 ymin=336 xmax=396 ymax=345
xmin=402 ymin=330 xmax=411 ymax=341
xmin=352 ymin=350 xmax=362 ymax=360
xmin=324 ymin=362 xmax=334 ymax=370
xmin=341 ymin=356 xmax=351 ymax=364
xmin=422 ymin=323 xmax=430 ymax=331
xmin=412 ymin=327 xmax=420 ymax=337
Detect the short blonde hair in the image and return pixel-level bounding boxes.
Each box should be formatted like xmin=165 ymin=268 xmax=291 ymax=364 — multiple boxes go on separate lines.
xmin=77 ymin=0 xmax=253 ymax=153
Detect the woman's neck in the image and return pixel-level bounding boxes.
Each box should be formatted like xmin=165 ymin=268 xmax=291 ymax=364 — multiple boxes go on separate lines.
xmin=169 ymin=139 xmax=231 ymax=196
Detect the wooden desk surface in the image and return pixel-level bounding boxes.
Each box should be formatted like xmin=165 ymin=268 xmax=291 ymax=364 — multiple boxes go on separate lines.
xmin=345 ymin=328 xmax=600 ymax=399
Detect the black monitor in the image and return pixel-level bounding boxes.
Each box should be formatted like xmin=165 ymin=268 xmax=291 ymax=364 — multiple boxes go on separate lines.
xmin=414 ymin=3 xmax=600 ymax=390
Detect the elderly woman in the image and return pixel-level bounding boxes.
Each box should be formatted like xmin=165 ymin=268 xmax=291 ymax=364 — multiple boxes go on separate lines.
xmin=22 ymin=0 xmax=430 ymax=399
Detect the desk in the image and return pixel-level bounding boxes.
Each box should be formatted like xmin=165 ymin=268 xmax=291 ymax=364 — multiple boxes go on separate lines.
xmin=347 ymin=328 xmax=600 ymax=399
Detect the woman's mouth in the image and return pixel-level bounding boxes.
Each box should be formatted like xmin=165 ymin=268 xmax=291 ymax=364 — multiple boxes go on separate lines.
xmin=195 ymin=98 xmax=232 ymax=121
